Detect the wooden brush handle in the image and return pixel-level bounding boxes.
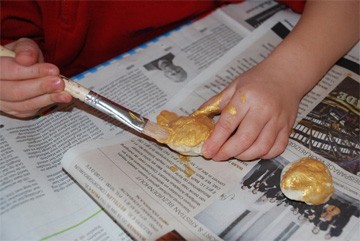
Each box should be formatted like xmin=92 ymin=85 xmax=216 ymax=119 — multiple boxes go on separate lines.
xmin=0 ymin=45 xmax=16 ymax=57
xmin=62 ymin=76 xmax=90 ymax=101
xmin=1 ymin=46 xmax=169 ymax=140
xmin=0 ymin=45 xmax=90 ymax=101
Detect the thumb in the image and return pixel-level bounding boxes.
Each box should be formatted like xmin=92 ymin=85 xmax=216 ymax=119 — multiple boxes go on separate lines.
xmin=9 ymin=38 xmax=44 ymax=66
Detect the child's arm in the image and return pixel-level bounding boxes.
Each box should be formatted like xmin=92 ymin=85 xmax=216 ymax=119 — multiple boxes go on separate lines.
xmin=202 ymin=0 xmax=359 ymax=161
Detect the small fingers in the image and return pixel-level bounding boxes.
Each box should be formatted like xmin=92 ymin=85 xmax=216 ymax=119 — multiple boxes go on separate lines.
xmin=260 ymin=127 xmax=290 ymax=159
xmin=233 ymin=120 xmax=279 ymax=161
xmin=0 ymin=76 xmax=65 ymax=101
xmin=0 ymin=92 xmax=72 ymax=118
xmin=202 ymin=91 xmax=251 ymax=160
xmin=1 ymin=39 xmax=58 ymax=80
xmin=0 ymin=60 xmax=59 ymax=80
xmin=208 ymin=109 xmax=267 ymax=161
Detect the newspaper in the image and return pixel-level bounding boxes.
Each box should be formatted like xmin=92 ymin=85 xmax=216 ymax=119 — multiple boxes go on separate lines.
xmin=0 ymin=1 xmax=290 ymax=240
xmin=61 ymin=7 xmax=360 ymax=241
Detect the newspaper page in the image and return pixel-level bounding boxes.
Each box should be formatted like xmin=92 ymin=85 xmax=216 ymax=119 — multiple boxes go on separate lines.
xmin=195 ymin=41 xmax=360 ymax=241
xmin=220 ymin=0 xmax=288 ymax=30
xmin=62 ymin=9 xmax=359 ymax=241
xmin=0 ymin=1 xmax=285 ymax=240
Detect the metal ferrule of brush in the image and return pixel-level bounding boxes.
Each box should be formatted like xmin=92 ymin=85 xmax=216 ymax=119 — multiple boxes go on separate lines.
xmin=84 ymin=91 xmax=147 ymax=133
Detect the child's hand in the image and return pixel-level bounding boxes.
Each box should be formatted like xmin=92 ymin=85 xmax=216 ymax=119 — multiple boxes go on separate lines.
xmin=201 ymin=62 xmax=302 ymax=161
xmin=201 ymin=0 xmax=359 ymax=161
xmin=0 ymin=38 xmax=72 ymax=118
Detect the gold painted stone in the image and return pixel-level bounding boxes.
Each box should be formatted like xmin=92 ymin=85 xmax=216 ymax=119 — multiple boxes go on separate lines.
xmin=280 ymin=157 xmax=334 ymax=205
xmin=156 ymin=110 xmax=214 ymax=156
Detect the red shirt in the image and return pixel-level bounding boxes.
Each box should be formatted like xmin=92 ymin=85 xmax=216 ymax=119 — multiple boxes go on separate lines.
xmin=1 ymin=1 xmax=305 ymax=77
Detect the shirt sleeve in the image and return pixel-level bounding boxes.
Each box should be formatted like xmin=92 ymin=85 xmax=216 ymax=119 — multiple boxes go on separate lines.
xmin=0 ymin=1 xmax=44 ymax=46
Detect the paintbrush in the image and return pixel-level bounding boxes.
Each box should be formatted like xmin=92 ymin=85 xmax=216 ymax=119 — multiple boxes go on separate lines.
xmin=0 ymin=45 xmax=169 ymax=141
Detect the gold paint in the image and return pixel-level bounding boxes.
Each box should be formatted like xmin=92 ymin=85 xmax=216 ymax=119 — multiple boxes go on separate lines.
xmin=241 ymin=95 xmax=246 ymax=103
xmin=224 ymin=105 xmax=237 ymax=116
xmin=129 ymin=111 xmax=142 ymax=122
xmin=156 ymin=110 xmax=215 ymax=147
xmin=169 ymin=165 xmax=179 ymax=172
xmin=281 ymin=158 xmax=334 ymax=205
xmin=157 ymin=110 xmax=213 ymax=177
xmin=184 ymin=164 xmax=195 ymax=177
xmin=168 ymin=156 xmax=195 ymax=177
xmin=179 ymin=154 xmax=190 ymax=163
xmin=179 ymin=155 xmax=195 ymax=177
xmin=192 ymin=95 xmax=222 ymax=117
xmin=290 ymin=129 xmax=296 ymax=135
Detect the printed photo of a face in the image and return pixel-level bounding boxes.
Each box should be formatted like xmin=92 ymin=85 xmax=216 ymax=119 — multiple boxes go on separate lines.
xmin=144 ymin=53 xmax=187 ymax=82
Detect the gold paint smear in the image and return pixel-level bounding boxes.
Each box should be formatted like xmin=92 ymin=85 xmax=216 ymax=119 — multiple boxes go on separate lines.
xmin=281 ymin=157 xmax=334 ymax=205
xmin=224 ymin=105 xmax=237 ymax=116
xmin=156 ymin=110 xmax=214 ymax=147
xmin=169 ymin=165 xmax=179 ymax=172
xmin=157 ymin=110 xmax=212 ymax=178
xmin=129 ymin=111 xmax=142 ymax=122
xmin=192 ymin=95 xmax=222 ymax=117
xmin=290 ymin=129 xmax=296 ymax=135
xmin=168 ymin=156 xmax=195 ymax=177
xmin=184 ymin=164 xmax=195 ymax=177
xmin=241 ymin=95 xmax=246 ymax=104
xmin=179 ymin=155 xmax=195 ymax=177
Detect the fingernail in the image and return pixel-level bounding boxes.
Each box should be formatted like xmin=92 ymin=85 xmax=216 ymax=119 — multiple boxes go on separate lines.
xmin=201 ymin=144 xmax=209 ymax=157
xmin=55 ymin=92 xmax=71 ymax=103
xmin=52 ymin=77 xmax=62 ymax=90
xmin=48 ymin=66 xmax=58 ymax=75
xmin=58 ymin=93 xmax=68 ymax=102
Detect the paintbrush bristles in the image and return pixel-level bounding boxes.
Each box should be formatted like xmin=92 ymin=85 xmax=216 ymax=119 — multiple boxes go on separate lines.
xmin=143 ymin=120 xmax=169 ymax=141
